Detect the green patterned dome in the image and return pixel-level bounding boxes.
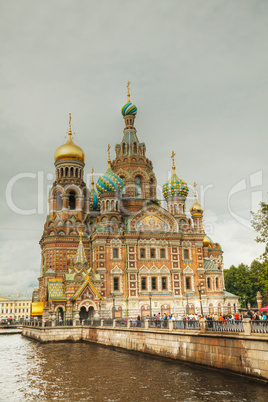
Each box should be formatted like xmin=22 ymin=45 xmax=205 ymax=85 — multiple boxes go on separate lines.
xmin=96 ymin=167 xmax=124 ymax=194
xmin=162 ymin=173 xmax=189 ymax=198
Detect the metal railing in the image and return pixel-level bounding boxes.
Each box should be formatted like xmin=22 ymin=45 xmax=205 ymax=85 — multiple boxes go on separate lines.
xmin=173 ymin=320 xmax=200 ymax=330
xmin=103 ymin=319 xmax=113 ymax=327
xmin=251 ymin=320 xmax=268 ymax=334
xmin=206 ymin=319 xmax=244 ymax=332
xmin=115 ymin=319 xmax=127 ymax=327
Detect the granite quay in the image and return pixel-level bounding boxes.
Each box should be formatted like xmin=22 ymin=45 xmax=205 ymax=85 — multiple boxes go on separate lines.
xmin=22 ymin=318 xmax=268 ymax=381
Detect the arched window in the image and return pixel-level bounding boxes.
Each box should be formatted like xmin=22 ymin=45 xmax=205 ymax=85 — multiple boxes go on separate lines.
xmin=216 ymin=277 xmax=219 ymax=289
xmin=123 ymin=143 xmax=126 ymax=155
xmin=133 ymin=142 xmax=137 ymax=154
xmin=70 ymin=167 xmax=74 ymax=177
xmin=102 ymin=201 xmax=105 ymax=212
xmin=69 ymin=191 xmax=76 ymax=210
xmin=150 ymin=178 xmax=154 ymax=198
xmin=111 ymin=200 xmax=114 ymax=211
xmin=65 ymin=167 xmax=68 ymax=177
xmin=75 ymin=168 xmax=78 ymax=178
xmin=56 ymin=191 xmax=62 ymax=211
xmin=60 ymin=167 xmax=63 ymax=178
xmin=106 ymin=200 xmax=110 ymax=211
xmin=115 ymin=200 xmax=119 ymax=211
xmin=174 ymin=204 xmax=178 ymax=214
xmin=135 ymin=176 xmax=142 ymax=198
xmin=120 ymin=176 xmax=126 ymax=198
xmin=207 ymin=277 xmax=211 ymax=289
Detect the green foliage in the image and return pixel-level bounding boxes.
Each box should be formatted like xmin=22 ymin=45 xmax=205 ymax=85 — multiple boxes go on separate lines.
xmin=251 ymin=201 xmax=268 ymax=258
xmin=224 ymin=260 xmax=268 ymax=307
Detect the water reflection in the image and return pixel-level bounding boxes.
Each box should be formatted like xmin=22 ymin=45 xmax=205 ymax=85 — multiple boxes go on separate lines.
xmin=0 ymin=335 xmax=267 ymax=401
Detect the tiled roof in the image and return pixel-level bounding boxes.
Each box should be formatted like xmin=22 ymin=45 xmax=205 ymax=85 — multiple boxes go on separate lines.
xmin=204 ymin=259 xmax=218 ymax=271
xmin=223 ymin=290 xmax=239 ymax=298
xmin=48 ymin=282 xmax=66 ymax=300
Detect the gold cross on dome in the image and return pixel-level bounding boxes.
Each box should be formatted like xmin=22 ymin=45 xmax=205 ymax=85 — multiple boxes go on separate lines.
xmin=91 ymin=167 xmax=94 ymax=187
xmin=193 ymin=181 xmax=197 ymax=197
xmin=127 ymin=81 xmax=130 ymax=102
xmin=69 ymin=113 xmax=72 ymax=134
xmin=171 ymin=151 xmax=176 ymax=173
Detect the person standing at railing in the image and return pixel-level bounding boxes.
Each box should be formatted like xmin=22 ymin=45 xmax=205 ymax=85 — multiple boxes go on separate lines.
xmin=137 ymin=315 xmax=141 ymax=327
xmin=156 ymin=313 xmax=160 ymax=328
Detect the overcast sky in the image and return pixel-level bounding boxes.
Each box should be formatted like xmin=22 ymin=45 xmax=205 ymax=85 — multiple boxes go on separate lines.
xmin=0 ymin=0 xmax=267 ymax=297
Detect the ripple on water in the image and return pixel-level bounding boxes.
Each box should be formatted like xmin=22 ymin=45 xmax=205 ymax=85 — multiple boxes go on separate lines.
xmin=0 ymin=335 xmax=267 ymax=402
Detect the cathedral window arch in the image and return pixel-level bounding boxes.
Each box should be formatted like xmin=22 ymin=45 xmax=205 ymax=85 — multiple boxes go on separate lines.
xmin=207 ymin=277 xmax=211 ymax=289
xmin=135 ymin=176 xmax=142 ymax=198
xmin=215 ymin=277 xmax=219 ymax=289
xmin=149 ymin=178 xmax=155 ymax=198
xmin=174 ymin=204 xmax=178 ymax=214
xmin=122 ymin=143 xmax=127 ymax=155
xmin=115 ymin=200 xmax=119 ymax=211
xmin=75 ymin=168 xmax=78 ymax=178
xmin=70 ymin=167 xmax=74 ymax=177
xmin=56 ymin=191 xmax=62 ymax=211
xmin=65 ymin=167 xmax=69 ymax=177
xmin=133 ymin=142 xmax=137 ymax=154
xmin=111 ymin=200 xmax=115 ymax=211
xmin=60 ymin=167 xmax=63 ymax=178
xmin=106 ymin=200 xmax=110 ymax=211
xmin=69 ymin=191 xmax=76 ymax=210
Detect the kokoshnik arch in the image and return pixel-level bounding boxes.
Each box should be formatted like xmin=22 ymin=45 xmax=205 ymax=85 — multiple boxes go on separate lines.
xmin=31 ymin=84 xmax=239 ymax=321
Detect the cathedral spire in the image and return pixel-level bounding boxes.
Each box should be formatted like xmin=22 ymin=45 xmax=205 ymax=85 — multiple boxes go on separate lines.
xmin=74 ymin=232 xmax=87 ymax=264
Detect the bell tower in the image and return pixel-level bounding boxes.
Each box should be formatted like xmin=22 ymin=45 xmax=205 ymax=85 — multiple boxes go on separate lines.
xmin=111 ymin=82 xmax=157 ymax=213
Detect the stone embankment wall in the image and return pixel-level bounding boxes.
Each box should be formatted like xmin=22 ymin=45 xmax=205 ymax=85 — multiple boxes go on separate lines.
xmin=22 ymin=326 xmax=268 ymax=381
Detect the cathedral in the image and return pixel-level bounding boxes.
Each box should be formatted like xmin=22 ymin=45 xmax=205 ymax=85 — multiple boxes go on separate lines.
xmin=31 ymin=85 xmax=239 ymax=321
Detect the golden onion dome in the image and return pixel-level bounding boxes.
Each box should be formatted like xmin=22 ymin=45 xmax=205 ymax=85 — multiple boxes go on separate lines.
xmin=203 ymin=236 xmax=210 ymax=247
xmin=190 ymin=197 xmax=204 ymax=215
xmin=54 ymin=135 xmax=85 ymax=163
xmin=190 ymin=182 xmax=204 ymax=215
xmin=54 ymin=113 xmax=85 ymax=163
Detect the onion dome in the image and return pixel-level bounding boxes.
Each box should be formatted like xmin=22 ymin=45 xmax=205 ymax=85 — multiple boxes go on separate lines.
xmin=90 ymin=188 xmax=98 ymax=210
xmin=121 ymin=102 xmax=137 ymax=116
xmin=163 ymin=173 xmax=189 ymax=198
xmin=96 ymin=145 xmax=124 ymax=194
xmin=190 ymin=182 xmax=204 ymax=215
xmin=54 ymin=113 xmax=85 ymax=163
xmin=90 ymin=168 xmax=98 ymax=210
xmin=162 ymin=151 xmax=189 ymax=198
xmin=203 ymin=236 xmax=211 ymax=247
xmin=96 ymin=167 xmax=124 ymax=193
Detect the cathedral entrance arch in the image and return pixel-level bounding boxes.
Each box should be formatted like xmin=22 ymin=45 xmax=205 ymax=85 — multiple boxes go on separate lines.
xmin=141 ymin=305 xmax=150 ymax=317
xmin=161 ymin=304 xmax=170 ymax=316
xmin=79 ymin=306 xmax=88 ymax=323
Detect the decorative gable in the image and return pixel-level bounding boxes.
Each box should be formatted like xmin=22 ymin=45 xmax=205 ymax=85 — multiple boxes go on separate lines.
xmin=128 ymin=204 xmax=178 ymax=233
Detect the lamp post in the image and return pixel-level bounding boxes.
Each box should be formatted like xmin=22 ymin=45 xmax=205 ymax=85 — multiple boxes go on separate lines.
xmin=149 ymin=292 xmax=152 ymax=318
xmin=197 ymin=283 xmax=203 ymax=317
xmin=112 ymin=294 xmax=115 ymax=319
xmin=243 ymin=294 xmax=246 ymax=310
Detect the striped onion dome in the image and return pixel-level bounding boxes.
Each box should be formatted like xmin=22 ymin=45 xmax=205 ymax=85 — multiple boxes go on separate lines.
xmin=90 ymin=188 xmax=98 ymax=210
xmin=121 ymin=102 xmax=137 ymax=116
xmin=162 ymin=173 xmax=189 ymax=198
xmin=96 ymin=167 xmax=124 ymax=194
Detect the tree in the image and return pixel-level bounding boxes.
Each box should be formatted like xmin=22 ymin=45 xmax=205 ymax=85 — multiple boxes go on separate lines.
xmin=251 ymin=201 xmax=268 ymax=258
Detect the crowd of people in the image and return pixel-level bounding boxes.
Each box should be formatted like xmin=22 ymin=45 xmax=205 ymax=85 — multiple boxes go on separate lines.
xmin=125 ymin=311 xmax=268 ymax=328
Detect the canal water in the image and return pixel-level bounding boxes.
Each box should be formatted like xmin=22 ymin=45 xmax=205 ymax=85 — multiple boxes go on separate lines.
xmin=0 ymin=334 xmax=267 ymax=401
